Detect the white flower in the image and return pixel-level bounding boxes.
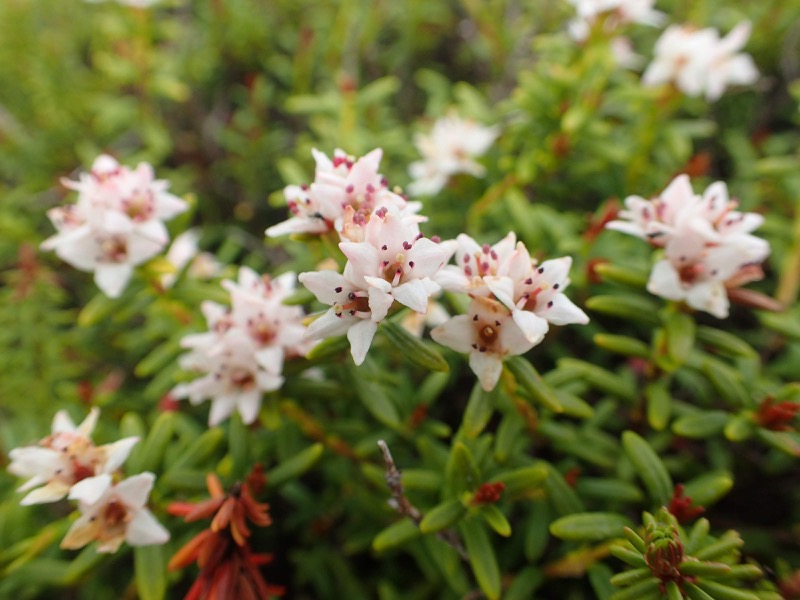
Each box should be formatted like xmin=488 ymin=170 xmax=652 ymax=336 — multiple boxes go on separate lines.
xmin=606 ymin=174 xmax=771 ymax=317
xmin=41 ymin=154 xmax=187 ymax=298
xmin=171 ymin=266 xmax=309 ymax=425
xmin=431 ymin=296 xmax=534 ymax=391
xmin=567 ymin=0 xmax=665 ymax=43
xmin=434 ymin=232 xmax=518 ymax=295
xmin=407 ymin=115 xmax=499 ymax=196
xmin=7 ymin=408 xmax=139 ymax=505
xmin=642 ymin=22 xmax=758 ymax=101
xmin=267 ymin=148 xmax=412 ymax=238
xmin=299 ymin=209 xmax=454 ymax=365
xmin=61 ymin=472 xmax=169 ymax=554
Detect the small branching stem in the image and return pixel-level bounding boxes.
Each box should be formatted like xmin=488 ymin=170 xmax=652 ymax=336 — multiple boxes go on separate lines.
xmin=377 ymin=440 xmax=468 ymax=560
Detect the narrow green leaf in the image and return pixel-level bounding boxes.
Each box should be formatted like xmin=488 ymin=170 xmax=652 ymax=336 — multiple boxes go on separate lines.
xmin=352 ymin=370 xmax=401 ymax=429
xmin=755 ymin=429 xmax=800 ymax=457
xmin=461 ymin=519 xmax=501 ymax=600
xmin=506 ymin=356 xmax=562 ymax=412
xmin=267 ymin=443 xmax=324 ymax=487
xmin=694 ymin=533 xmax=744 ymax=561
xmin=622 ymin=431 xmax=673 ymax=507
xmin=585 ymin=294 xmax=660 ymax=324
xmin=588 ymin=563 xmax=617 ymax=600
xmin=419 ymin=499 xmax=466 ymax=534
xmin=543 ymin=463 xmax=584 ymax=515
xmin=445 ymin=442 xmax=481 ymax=496
xmin=481 ymin=505 xmax=511 ymax=537
xmin=685 ymin=518 xmax=710 ymax=555
xmin=610 ymin=545 xmax=648 ymax=568
xmin=646 ymin=381 xmax=672 ymax=431
xmin=592 ymin=264 xmax=649 ymax=288
xmin=696 ymin=326 xmax=758 ymax=360
xmin=664 ymin=310 xmax=696 ymax=370
xmin=682 ymin=471 xmax=733 ymax=507
xmin=673 ymin=412 xmax=728 ymax=438
xmin=166 ymin=427 xmax=224 ymax=471
xmin=623 ymin=527 xmax=646 ymax=553
xmin=594 ymin=333 xmax=651 ymax=359
xmin=401 ymin=469 xmax=442 ymax=491
xmin=609 ymin=577 xmax=660 ymax=600
xmin=135 ymin=412 xmax=176 ymax=474
xmin=678 ymin=561 xmax=732 ymax=577
xmin=695 ymin=580 xmax=760 ymax=600
xmin=558 ymin=358 xmax=636 ymax=403
xmin=724 ymin=414 xmax=755 ymax=442
xmin=135 ymin=545 xmax=167 ymax=600
xmin=609 ymin=567 xmax=652 ymax=587
xmin=685 ymin=582 xmax=716 ymax=600
xmin=491 ymin=464 xmax=549 ymax=497
xmin=461 ymin=383 xmax=495 ymax=439
xmin=372 ymin=519 xmax=421 ymax=552
xmin=381 ymin=321 xmax=449 ymax=372
xmin=504 ymin=567 xmax=544 ymax=600
xmin=550 ymin=512 xmax=632 ymax=542
xmin=577 ymin=478 xmax=644 ymax=503
xmin=228 ymin=410 xmax=249 ymax=479
xmin=77 ymin=293 xmax=119 ymax=327
xmin=135 ymin=339 xmax=181 ymax=378
xmin=665 ymin=580 xmax=683 ymax=600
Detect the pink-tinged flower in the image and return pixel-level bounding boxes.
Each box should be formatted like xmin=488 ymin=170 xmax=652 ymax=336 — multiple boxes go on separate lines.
xmin=42 ymin=222 xmax=168 ymax=298
xmin=435 ymin=232 xmax=518 ymax=295
xmin=486 ymin=246 xmax=590 ymax=343
xmin=41 ymin=154 xmax=187 ymax=297
xmin=300 ymin=209 xmax=453 ymax=364
xmin=266 ymin=148 xmax=412 ymax=238
xmin=567 ymin=0 xmax=665 ymax=41
xmin=431 ymin=296 xmax=534 ymax=391
xmin=172 ymin=267 xmax=310 ymax=425
xmin=408 ymin=115 xmax=499 ymax=196
xmin=642 ymin=23 xmax=758 ymax=101
xmin=299 ymin=266 xmax=389 ymax=366
xmin=7 ymin=408 xmax=139 ymax=505
xmin=607 ymin=175 xmax=771 ymax=318
xmin=61 ymin=472 xmax=169 ymax=554
xmin=647 ymin=233 xmax=769 ymax=318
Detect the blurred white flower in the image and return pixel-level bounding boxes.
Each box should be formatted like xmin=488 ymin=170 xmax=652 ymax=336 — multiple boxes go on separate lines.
xmin=41 ymin=154 xmax=187 ymax=297
xmin=172 ymin=266 xmax=310 ymax=425
xmin=606 ymin=174 xmax=770 ymax=317
xmin=61 ymin=472 xmax=169 ymax=554
xmin=642 ymin=22 xmax=758 ymax=101
xmin=7 ymin=408 xmax=139 ymax=505
xmin=161 ymin=230 xmax=222 ymax=288
xmin=407 ymin=115 xmax=499 ymax=196
xmin=85 ymin=0 xmax=161 ymax=7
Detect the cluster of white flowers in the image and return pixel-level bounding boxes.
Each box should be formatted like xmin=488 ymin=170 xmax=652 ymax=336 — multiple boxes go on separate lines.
xmin=8 ymin=408 xmax=169 ymax=553
xmin=567 ymin=0 xmax=665 ymax=43
xmin=41 ymin=155 xmax=188 ymax=298
xmin=606 ymin=174 xmax=770 ymax=318
xmin=407 ymin=114 xmax=499 ymax=197
xmin=171 ymin=266 xmax=312 ymax=426
xmin=643 ymin=22 xmax=759 ymax=101
xmin=266 ymin=148 xmax=419 ymax=239
xmin=431 ymin=233 xmax=589 ymax=390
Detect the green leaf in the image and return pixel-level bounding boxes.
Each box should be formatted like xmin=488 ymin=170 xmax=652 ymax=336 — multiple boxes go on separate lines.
xmin=576 ymin=478 xmax=644 ymax=504
xmin=132 ymin=412 xmax=176 ymax=474
xmin=77 ymin=293 xmax=119 ymax=327
xmin=460 ymin=519 xmax=501 ymax=600
xmin=165 ymin=427 xmax=224 ymax=471
xmin=506 ymin=356 xmax=563 ymax=412
xmin=594 ymin=333 xmax=651 ymax=359
xmin=491 ymin=463 xmax=549 ymax=497
xmin=550 ymin=512 xmax=633 ymax=542
xmin=755 ymin=429 xmax=800 ymax=457
xmin=557 ymin=358 xmax=636 ymax=403
xmin=682 ymin=470 xmax=733 ymax=507
xmin=135 ymin=545 xmax=167 ymax=600
xmin=135 ymin=338 xmax=182 ymax=378
xmin=504 ymin=567 xmax=544 ymax=600
xmin=678 ymin=561 xmax=732 ymax=577
xmin=267 ymin=443 xmax=324 ymax=487
xmin=609 ymin=567 xmax=652 ymax=587
xmin=352 ymin=368 xmax=401 ymax=429
xmin=481 ymin=505 xmax=512 ymax=537
xmin=662 ymin=310 xmax=696 ymax=371
xmin=622 ymin=431 xmax=673 ymax=507
xmin=695 ymin=580 xmax=759 ymax=600
xmin=445 ymin=442 xmax=481 ymax=496
xmin=585 ymin=294 xmax=660 ymax=324
xmin=592 ymin=263 xmax=649 ymax=289
xmin=696 ymin=326 xmax=758 ymax=360
xmin=724 ymin=414 xmax=755 ymax=442
xmin=609 ymin=577 xmax=660 ymax=600
xmin=372 ymin=519 xmax=421 ymax=552
xmin=381 ymin=320 xmax=449 ymax=372
xmin=461 ymin=382 xmax=495 ymax=439
xmin=646 ymin=381 xmax=672 ymax=431
xmin=419 ymin=499 xmax=466 ymax=534
xmin=543 ymin=463 xmax=584 ymax=515
xmin=673 ymin=411 xmax=729 ymax=438
xmin=610 ymin=544 xmax=648 ymax=568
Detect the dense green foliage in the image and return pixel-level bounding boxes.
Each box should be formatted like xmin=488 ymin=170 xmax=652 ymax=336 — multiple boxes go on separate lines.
xmin=0 ymin=0 xmax=799 ymax=599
